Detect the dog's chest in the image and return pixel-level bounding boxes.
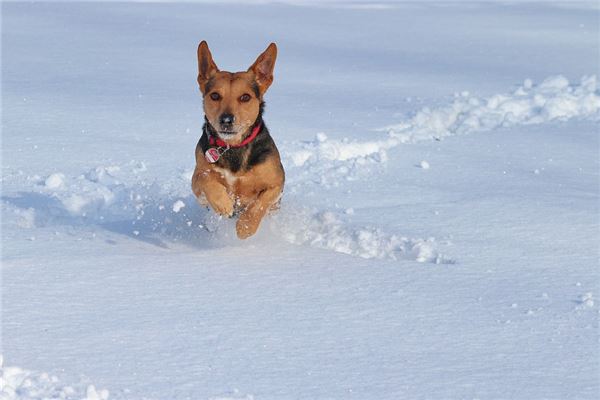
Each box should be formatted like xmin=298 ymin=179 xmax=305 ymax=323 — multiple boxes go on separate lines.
xmin=213 ymin=165 xmax=257 ymax=197
xmin=213 ymin=166 xmax=239 ymax=188
xmin=213 ymin=166 xmax=262 ymax=208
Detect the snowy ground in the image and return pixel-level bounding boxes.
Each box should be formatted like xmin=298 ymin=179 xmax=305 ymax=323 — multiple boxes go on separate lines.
xmin=2 ymin=1 xmax=599 ymax=399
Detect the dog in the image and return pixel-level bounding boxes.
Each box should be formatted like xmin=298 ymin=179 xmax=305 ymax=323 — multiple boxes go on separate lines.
xmin=191 ymin=41 xmax=285 ymax=239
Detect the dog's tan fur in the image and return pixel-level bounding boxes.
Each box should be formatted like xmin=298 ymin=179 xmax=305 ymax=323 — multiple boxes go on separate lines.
xmin=191 ymin=41 xmax=284 ymax=239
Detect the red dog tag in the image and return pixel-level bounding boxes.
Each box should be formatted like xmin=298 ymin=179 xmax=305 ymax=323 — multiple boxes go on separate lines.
xmin=205 ymin=148 xmax=220 ymax=163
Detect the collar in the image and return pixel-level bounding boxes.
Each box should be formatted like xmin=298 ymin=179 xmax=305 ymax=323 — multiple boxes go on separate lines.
xmin=208 ymin=122 xmax=262 ymax=148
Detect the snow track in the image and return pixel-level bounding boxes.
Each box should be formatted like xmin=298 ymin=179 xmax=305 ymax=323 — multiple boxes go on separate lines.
xmin=285 ymin=75 xmax=600 ymax=187
xmin=2 ymin=163 xmax=449 ymax=262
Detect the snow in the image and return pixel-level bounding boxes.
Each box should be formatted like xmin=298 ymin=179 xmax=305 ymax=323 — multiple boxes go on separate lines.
xmin=172 ymin=200 xmax=186 ymax=213
xmin=0 ymin=356 xmax=110 ymax=400
xmin=271 ymin=208 xmax=450 ymax=263
xmin=44 ymin=173 xmax=65 ymax=189
xmin=286 ymin=74 xmax=599 ymax=188
xmin=579 ymin=293 xmax=595 ymax=309
xmin=2 ymin=1 xmax=599 ymax=399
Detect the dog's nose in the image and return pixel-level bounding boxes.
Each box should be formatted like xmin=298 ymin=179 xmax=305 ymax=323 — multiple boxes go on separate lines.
xmin=219 ymin=113 xmax=235 ymax=126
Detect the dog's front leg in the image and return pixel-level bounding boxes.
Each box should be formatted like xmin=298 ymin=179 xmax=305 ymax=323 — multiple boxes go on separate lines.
xmin=236 ymin=184 xmax=282 ymax=239
xmin=192 ymin=168 xmax=234 ymax=217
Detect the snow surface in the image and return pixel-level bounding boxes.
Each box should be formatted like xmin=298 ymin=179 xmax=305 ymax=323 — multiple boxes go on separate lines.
xmin=0 ymin=356 xmax=110 ymax=400
xmin=2 ymin=1 xmax=599 ymax=399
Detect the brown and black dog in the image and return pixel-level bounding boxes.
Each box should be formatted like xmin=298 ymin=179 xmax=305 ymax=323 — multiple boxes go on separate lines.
xmin=191 ymin=41 xmax=285 ymax=239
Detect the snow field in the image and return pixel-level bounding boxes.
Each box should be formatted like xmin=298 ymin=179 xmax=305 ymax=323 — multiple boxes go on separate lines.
xmin=2 ymin=1 xmax=598 ymax=398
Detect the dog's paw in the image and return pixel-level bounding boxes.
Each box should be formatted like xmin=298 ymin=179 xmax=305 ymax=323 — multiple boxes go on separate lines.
xmin=213 ymin=201 xmax=234 ymax=217
xmin=206 ymin=192 xmax=234 ymax=217
xmin=196 ymin=193 xmax=209 ymax=207
xmin=236 ymin=214 xmax=260 ymax=239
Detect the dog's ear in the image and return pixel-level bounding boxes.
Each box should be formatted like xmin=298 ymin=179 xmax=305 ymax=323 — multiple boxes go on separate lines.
xmin=248 ymin=43 xmax=277 ymax=96
xmin=197 ymin=40 xmax=219 ymax=93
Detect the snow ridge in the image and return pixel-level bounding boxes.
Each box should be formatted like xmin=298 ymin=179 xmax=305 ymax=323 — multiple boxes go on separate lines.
xmin=269 ymin=207 xmax=452 ymax=263
xmin=284 ymin=75 xmax=600 ymax=185
xmin=384 ymin=75 xmax=599 ymax=141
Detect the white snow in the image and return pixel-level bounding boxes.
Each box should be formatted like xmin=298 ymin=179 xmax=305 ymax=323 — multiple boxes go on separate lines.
xmin=172 ymin=200 xmax=186 ymax=213
xmin=44 ymin=173 xmax=65 ymax=189
xmin=579 ymin=293 xmax=595 ymax=309
xmin=0 ymin=357 xmax=109 ymax=400
xmin=208 ymin=390 xmax=254 ymax=400
xmin=285 ymin=74 xmax=599 ymax=188
xmin=2 ymin=1 xmax=598 ymax=399
xmin=271 ymin=207 xmax=451 ymax=263
xmin=383 ymin=75 xmax=599 ymax=138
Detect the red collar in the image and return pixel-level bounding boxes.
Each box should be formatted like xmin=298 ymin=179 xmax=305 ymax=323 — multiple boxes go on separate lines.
xmin=209 ymin=123 xmax=262 ymax=148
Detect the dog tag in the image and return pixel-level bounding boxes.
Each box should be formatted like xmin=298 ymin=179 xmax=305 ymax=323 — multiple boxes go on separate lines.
xmin=205 ymin=148 xmax=221 ymax=163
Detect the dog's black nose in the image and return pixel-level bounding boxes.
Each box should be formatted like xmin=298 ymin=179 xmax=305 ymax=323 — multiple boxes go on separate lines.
xmin=220 ymin=113 xmax=235 ymax=126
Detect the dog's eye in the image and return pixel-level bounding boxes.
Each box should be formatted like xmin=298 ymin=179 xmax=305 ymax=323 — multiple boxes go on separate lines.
xmin=239 ymin=94 xmax=251 ymax=103
xmin=209 ymin=92 xmax=221 ymax=101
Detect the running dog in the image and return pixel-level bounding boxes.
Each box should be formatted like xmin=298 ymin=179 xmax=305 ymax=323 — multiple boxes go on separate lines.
xmin=191 ymin=41 xmax=284 ymax=239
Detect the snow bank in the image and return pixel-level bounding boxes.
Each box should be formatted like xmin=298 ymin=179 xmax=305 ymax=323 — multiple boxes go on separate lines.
xmin=385 ymin=75 xmax=599 ymax=142
xmin=270 ymin=207 xmax=453 ymax=263
xmin=0 ymin=357 xmax=109 ymax=400
xmin=284 ymin=75 xmax=600 ymax=186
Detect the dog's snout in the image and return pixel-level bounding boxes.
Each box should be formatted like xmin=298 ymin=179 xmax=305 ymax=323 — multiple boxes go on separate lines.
xmin=219 ymin=113 xmax=235 ymax=126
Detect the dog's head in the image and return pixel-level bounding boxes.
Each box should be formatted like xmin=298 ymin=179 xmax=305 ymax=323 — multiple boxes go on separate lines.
xmin=197 ymin=41 xmax=277 ymax=144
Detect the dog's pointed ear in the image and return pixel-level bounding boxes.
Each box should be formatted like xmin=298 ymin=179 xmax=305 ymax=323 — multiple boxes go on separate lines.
xmin=248 ymin=43 xmax=277 ymax=96
xmin=197 ymin=40 xmax=219 ymax=93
